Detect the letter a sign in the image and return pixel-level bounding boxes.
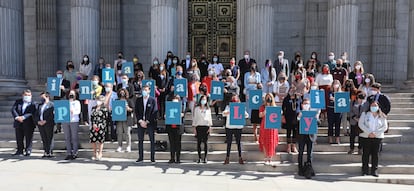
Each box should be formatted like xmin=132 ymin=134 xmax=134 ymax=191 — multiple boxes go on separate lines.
xmin=174 ymin=79 xmax=187 ymax=97
xmin=165 ymin=101 xmax=182 ymax=125
xmin=229 ymin=102 xmax=246 ymax=126
xmin=54 ymin=100 xmax=70 ymax=123
xmin=122 ymin=62 xmax=134 ymax=78
xmin=112 ymin=100 xmax=126 ymax=121
xmin=265 ymin=106 xmax=282 ymax=129
xmin=210 ymin=81 xmax=224 ymax=100
xmin=299 ymin=111 xmax=318 ymax=134
xmin=334 ymin=92 xmax=350 ymax=113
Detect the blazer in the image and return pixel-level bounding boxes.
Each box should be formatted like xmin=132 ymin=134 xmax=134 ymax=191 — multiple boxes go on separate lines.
xmin=11 ymin=99 xmax=37 ymax=128
xmin=35 ymin=102 xmax=55 ymax=127
xmin=116 ymin=83 xmax=136 ymax=99
xmin=274 ymin=58 xmax=290 ymax=79
xmin=135 ymin=96 xmax=158 ymax=128
xmin=366 ymin=93 xmax=391 ymax=115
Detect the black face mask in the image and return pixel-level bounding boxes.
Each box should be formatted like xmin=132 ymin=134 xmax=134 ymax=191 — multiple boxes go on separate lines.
xmin=251 ymin=67 xmax=256 ymax=72
xmin=69 ymin=94 xmax=75 ymax=99
xmin=357 ymin=94 xmax=365 ymax=99
xmin=120 ymin=92 xmax=126 ymax=97
xmin=266 ymin=98 xmax=272 ymax=103
xmin=336 ymin=64 xmax=341 ymax=68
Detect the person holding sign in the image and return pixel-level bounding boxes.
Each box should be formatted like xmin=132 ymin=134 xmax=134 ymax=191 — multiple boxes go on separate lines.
xmin=222 ymin=94 xmax=249 ymax=165
xmin=62 ymin=90 xmax=81 ymax=160
xmin=114 ymin=51 xmax=127 ymax=85
xmin=282 ymin=88 xmax=301 ymax=153
xmin=297 ymin=98 xmax=318 ymax=177
xmin=187 ymin=73 xmax=200 ymax=113
xmin=11 ymin=89 xmax=37 ymax=157
xmin=327 ymin=80 xmax=343 ymax=144
xmin=358 ymin=101 xmax=388 ymax=177
xmin=156 ymin=63 xmax=170 ymax=119
xmin=35 ymin=92 xmax=55 ymax=158
xmin=166 ymin=95 xmax=185 ymax=163
xmin=258 ymin=93 xmax=279 ymax=166
xmin=315 ymin=64 xmax=333 ymax=121
xmin=192 ymin=95 xmax=213 ymax=163
xmin=90 ymin=96 xmax=110 ymax=160
xmin=115 ymin=89 xmax=134 ymax=153
xmin=135 ymin=85 xmax=158 ymax=164
xmin=116 ymin=74 xmax=135 ymax=99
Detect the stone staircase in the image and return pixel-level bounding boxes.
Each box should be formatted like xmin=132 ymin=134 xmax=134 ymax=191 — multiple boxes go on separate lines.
xmin=1 ymin=91 xmax=414 ymax=177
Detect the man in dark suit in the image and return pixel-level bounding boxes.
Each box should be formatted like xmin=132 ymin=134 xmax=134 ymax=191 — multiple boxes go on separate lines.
xmin=181 ymin=51 xmax=192 ymax=75
xmin=35 ymin=92 xmax=55 ymax=158
xmin=11 ymin=89 xmax=37 ymax=156
xmin=135 ymin=85 xmax=158 ymax=164
xmin=274 ymin=50 xmax=290 ymax=80
xmin=238 ymin=50 xmax=256 ymax=101
xmin=365 ymin=83 xmax=391 ymax=115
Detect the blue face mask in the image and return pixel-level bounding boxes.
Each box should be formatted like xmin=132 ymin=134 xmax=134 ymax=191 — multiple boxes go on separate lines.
xmin=213 ymin=58 xmax=218 ymax=62
xmin=57 ymin=74 xmax=63 ymax=78
xmin=142 ymin=90 xmax=148 ymax=97
xmin=370 ymin=106 xmax=379 ymax=113
xmin=177 ymin=71 xmax=183 ymax=76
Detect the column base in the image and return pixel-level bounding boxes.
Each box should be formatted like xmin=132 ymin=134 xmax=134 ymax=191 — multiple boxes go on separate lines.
xmin=400 ymin=79 xmax=414 ymax=92
xmin=0 ymin=79 xmax=28 ymax=95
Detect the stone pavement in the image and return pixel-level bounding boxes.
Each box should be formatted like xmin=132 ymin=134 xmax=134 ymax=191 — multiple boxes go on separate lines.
xmin=1 ymin=149 xmax=413 ymax=191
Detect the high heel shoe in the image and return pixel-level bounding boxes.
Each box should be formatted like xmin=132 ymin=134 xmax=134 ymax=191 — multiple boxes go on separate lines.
xmin=223 ymin=157 xmax=229 ymax=165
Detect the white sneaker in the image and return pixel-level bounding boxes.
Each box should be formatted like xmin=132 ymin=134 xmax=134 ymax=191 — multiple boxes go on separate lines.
xmin=116 ymin=147 xmax=122 ymax=152
xmin=126 ymin=146 xmax=131 ymax=153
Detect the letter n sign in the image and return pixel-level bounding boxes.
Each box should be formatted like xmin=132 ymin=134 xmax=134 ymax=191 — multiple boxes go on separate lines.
xmin=299 ymin=111 xmax=318 ymax=134
xmin=174 ymin=79 xmax=187 ymax=97
xmin=112 ymin=100 xmax=126 ymax=121
xmin=47 ymin=77 xmax=61 ymax=97
xmin=54 ymin=100 xmax=70 ymax=123
xmin=122 ymin=62 xmax=134 ymax=78
xmin=334 ymin=92 xmax=350 ymax=113
xmin=165 ymin=101 xmax=182 ymax=125
xmin=229 ymin=102 xmax=245 ymax=126
xmin=265 ymin=106 xmax=282 ymax=129
xmin=79 ymin=80 xmax=93 ymax=100
xmin=210 ymin=81 xmax=224 ymax=100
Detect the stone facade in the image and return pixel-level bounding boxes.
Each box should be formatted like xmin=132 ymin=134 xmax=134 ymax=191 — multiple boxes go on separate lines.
xmin=0 ymin=0 xmax=412 ymax=91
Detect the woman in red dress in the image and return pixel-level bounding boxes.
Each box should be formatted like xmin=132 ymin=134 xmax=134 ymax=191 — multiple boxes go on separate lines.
xmin=259 ymin=93 xmax=279 ymax=166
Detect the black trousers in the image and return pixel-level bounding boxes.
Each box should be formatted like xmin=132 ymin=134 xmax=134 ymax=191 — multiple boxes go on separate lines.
xmin=361 ymin=137 xmax=382 ymax=173
xmin=327 ymin=107 xmax=342 ymax=137
xmin=350 ymin=125 xmax=362 ymax=150
xmin=286 ymin=122 xmax=298 ymax=143
xmin=167 ymin=127 xmax=182 ymax=161
xmin=225 ymin=128 xmax=242 ymax=157
xmin=196 ymin=126 xmax=209 ymax=159
xmin=298 ymin=134 xmax=313 ymax=167
xmin=38 ymin=125 xmax=54 ymax=154
xmin=15 ymin=126 xmax=34 ymax=154
xmin=137 ymin=127 xmax=155 ymax=162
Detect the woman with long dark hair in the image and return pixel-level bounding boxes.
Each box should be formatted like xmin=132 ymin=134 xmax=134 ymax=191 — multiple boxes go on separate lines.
xmin=192 ymin=95 xmax=213 ymax=163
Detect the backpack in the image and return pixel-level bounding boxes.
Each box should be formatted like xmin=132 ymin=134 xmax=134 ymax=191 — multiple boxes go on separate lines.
xmin=303 ymin=161 xmax=315 ymax=179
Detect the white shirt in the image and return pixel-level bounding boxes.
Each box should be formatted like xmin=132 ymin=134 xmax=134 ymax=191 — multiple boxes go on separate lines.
xmin=22 ymin=102 xmax=29 ymax=113
xmin=40 ymin=103 xmax=47 ymax=121
xmin=367 ymin=113 xmax=379 ymax=132
xmin=69 ymin=100 xmax=81 ymax=122
xmin=315 ymin=73 xmax=333 ymax=86
xmin=223 ymin=105 xmax=249 ymax=129
xmin=143 ymin=96 xmax=149 ymax=120
xmin=208 ymin=63 xmax=224 ymax=78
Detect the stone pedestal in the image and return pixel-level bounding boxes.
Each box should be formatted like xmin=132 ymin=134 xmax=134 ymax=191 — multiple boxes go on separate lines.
xmin=71 ymin=0 xmax=100 ymax=65
xmin=151 ymin=0 xmax=178 ymax=59
xmin=327 ymin=0 xmax=358 ymax=63
xmin=0 ymin=0 xmax=27 ymax=92
xmin=244 ymin=0 xmax=273 ymax=68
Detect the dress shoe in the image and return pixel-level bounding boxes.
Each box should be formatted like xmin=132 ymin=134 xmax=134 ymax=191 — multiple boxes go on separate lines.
xmin=24 ymin=152 xmax=31 ymax=156
xmin=357 ymin=149 xmax=362 ymax=155
xmin=371 ymin=169 xmax=379 ymax=177
xmin=223 ymin=157 xmax=229 ymax=165
xmin=175 ymin=160 xmax=181 ymax=164
xmin=12 ymin=152 xmax=23 ymax=157
xmin=238 ymin=157 xmax=244 ymax=165
xmin=71 ymin=154 xmax=77 ymax=160
xmin=347 ymin=149 xmax=354 ymax=154
xmin=168 ymin=159 xmax=175 ymax=164
xmin=203 ymin=158 xmax=208 ymax=163
xmin=151 ymin=160 xmax=156 ymax=165
xmin=64 ymin=155 xmax=73 ymax=160
xmin=135 ymin=159 xmax=143 ymax=163
xmin=197 ymin=158 xmax=201 ymax=163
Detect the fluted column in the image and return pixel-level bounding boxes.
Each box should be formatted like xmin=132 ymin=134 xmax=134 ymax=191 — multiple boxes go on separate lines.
xmin=151 ymin=0 xmax=178 ymax=59
xmin=71 ymin=0 xmax=100 ymax=65
xmin=236 ymin=0 xmax=247 ymax=60
xmin=408 ymin=0 xmax=414 ymax=80
xmin=100 ymin=0 xmax=120 ymax=62
xmin=244 ymin=0 xmax=273 ymax=68
xmin=327 ymin=0 xmax=358 ymax=63
xmin=37 ymin=0 xmax=58 ymax=82
xmin=371 ymin=0 xmax=396 ymax=83
xmin=0 ymin=0 xmax=27 ymax=91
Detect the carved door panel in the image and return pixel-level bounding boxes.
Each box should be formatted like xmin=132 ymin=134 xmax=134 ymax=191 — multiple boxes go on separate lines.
xmin=188 ymin=0 xmax=236 ymax=64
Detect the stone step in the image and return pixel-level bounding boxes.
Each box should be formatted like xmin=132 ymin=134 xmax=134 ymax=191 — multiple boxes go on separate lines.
xmin=389 ymin=108 xmax=414 ymax=114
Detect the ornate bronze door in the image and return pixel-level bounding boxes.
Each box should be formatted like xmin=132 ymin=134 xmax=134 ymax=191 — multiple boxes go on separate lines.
xmin=188 ymin=0 xmax=236 ymax=64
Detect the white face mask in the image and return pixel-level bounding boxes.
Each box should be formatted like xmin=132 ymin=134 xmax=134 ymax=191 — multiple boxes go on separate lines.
xmin=83 ymin=57 xmax=88 ymax=62
xmin=278 ymin=55 xmax=283 ymax=60
xmin=200 ymin=99 xmax=207 ymax=105
xmin=92 ymin=80 xmax=99 ymax=86
xmin=365 ymin=78 xmax=371 ymax=83
xmin=105 ymin=87 xmax=111 ymax=92
xmin=96 ymin=101 xmax=103 ymax=106
xmin=172 ymin=99 xmax=179 ymax=102
xmin=370 ymin=90 xmax=378 ymax=96
xmin=311 ymin=86 xmax=318 ymax=90
xmin=355 ymin=65 xmax=361 ymax=70
xmin=23 ymin=96 xmax=32 ymax=103
xmin=302 ymin=104 xmax=310 ymax=111
xmin=298 ymin=63 xmax=303 ymax=68
xmin=341 ymin=56 xmax=346 ymax=60
xmin=192 ymin=62 xmax=196 ymax=66
xmin=159 ymin=66 xmax=164 ymax=71
xmin=329 ymin=55 xmax=335 ymax=60
xmin=244 ymin=55 xmax=249 ymax=60
xmin=311 ymin=55 xmax=316 ymax=59
xmin=334 ymin=84 xmax=340 ymax=89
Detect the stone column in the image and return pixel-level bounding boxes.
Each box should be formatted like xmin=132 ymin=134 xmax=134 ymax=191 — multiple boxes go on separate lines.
xmin=151 ymin=0 xmax=178 ymax=60
xmin=327 ymin=0 xmax=358 ymax=63
xmin=36 ymin=0 xmax=58 ymax=82
xmin=177 ymin=0 xmax=188 ymax=58
xmin=394 ymin=0 xmax=409 ymax=87
xmin=71 ymin=0 xmax=100 ymax=66
xmin=408 ymin=0 xmax=414 ymax=80
xmin=0 ymin=0 xmax=27 ymax=92
xmin=236 ymin=0 xmax=247 ymax=60
xmin=371 ymin=0 xmax=396 ymax=84
xmin=100 ymin=0 xmax=120 ymax=62
xmin=244 ymin=0 xmax=273 ymax=68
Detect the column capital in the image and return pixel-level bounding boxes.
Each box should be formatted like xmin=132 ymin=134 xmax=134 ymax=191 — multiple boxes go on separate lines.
xmin=329 ymin=0 xmax=357 ymax=9
xmin=71 ymin=0 xmax=99 ymax=10
xmin=152 ymin=0 xmax=178 ymax=9
xmin=246 ymin=0 xmax=272 ymax=8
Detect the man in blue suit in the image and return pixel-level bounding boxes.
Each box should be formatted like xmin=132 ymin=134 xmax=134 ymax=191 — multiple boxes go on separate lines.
xmin=11 ymin=89 xmax=37 ymax=156
xmin=135 ymin=85 xmax=158 ymax=164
